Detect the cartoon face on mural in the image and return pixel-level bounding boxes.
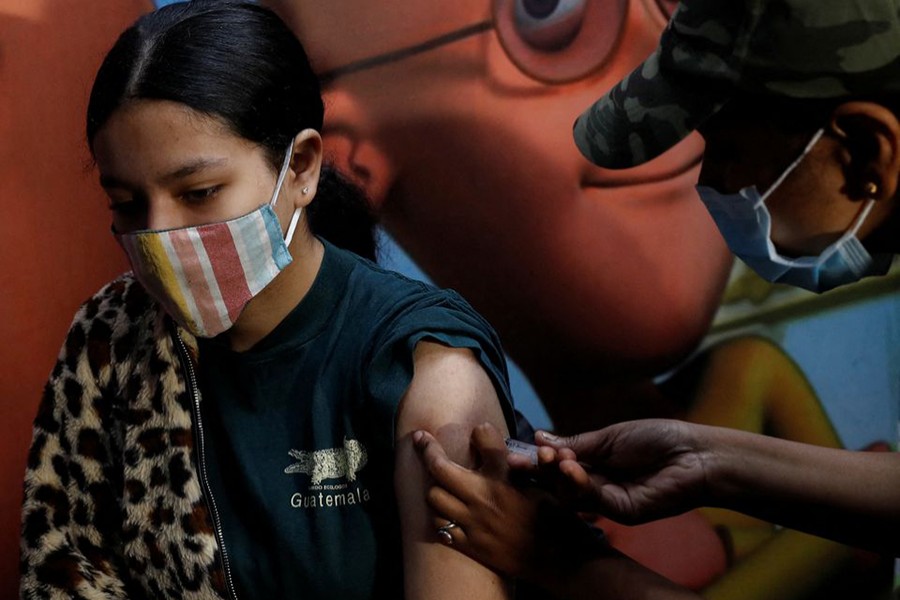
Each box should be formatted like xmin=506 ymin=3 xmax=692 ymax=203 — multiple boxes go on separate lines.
xmin=269 ymin=0 xmax=733 ymax=429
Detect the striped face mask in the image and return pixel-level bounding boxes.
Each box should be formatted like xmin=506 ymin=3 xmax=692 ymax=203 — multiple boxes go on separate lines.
xmin=116 ymin=145 xmax=301 ymax=338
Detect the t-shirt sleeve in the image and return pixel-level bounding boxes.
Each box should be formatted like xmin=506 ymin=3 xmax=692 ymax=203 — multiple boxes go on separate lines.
xmin=364 ymin=289 xmax=517 ymax=448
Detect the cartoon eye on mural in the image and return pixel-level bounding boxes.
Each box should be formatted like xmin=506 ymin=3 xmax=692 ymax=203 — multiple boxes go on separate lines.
xmin=321 ymin=0 xmax=632 ymax=85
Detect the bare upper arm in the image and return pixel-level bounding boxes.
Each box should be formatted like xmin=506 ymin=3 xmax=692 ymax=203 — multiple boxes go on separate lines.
xmin=394 ymin=341 xmax=512 ymax=600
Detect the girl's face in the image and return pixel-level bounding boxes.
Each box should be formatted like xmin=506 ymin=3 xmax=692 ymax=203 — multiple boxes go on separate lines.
xmin=92 ymin=100 xmax=292 ymax=234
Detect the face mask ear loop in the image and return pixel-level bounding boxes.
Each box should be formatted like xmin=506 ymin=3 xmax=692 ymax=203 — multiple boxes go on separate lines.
xmin=270 ymin=143 xmax=295 ymax=208
xmin=840 ymin=197 xmax=877 ymax=240
xmin=757 ymin=128 xmax=826 ymax=208
xmin=284 ymin=208 xmax=303 ymax=247
xmin=798 ymin=196 xmax=876 ymax=270
xmin=270 ymin=142 xmax=304 ymax=246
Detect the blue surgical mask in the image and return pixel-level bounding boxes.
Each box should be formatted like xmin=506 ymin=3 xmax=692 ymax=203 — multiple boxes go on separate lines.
xmin=696 ymin=129 xmax=892 ymax=293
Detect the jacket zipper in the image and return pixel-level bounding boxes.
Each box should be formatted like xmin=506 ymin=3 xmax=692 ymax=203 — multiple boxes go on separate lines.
xmin=173 ymin=330 xmax=239 ymax=600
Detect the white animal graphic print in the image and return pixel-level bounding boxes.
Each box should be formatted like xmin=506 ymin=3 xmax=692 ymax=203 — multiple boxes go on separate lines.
xmin=284 ymin=438 xmax=368 ymax=485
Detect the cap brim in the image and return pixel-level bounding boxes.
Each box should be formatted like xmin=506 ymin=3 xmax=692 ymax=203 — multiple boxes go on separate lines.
xmin=573 ymin=49 xmax=729 ymax=169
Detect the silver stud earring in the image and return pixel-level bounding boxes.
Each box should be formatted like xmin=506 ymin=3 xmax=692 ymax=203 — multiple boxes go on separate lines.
xmin=864 ymin=182 xmax=879 ymax=197
xmin=302 ymin=186 xmax=310 ymax=195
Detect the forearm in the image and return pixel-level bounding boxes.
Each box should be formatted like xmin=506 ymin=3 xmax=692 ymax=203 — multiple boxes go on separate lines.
xmin=507 ymin=505 xmax=699 ymax=600
xmin=537 ymin=548 xmax=701 ymax=600
xmin=703 ymin=425 xmax=900 ymax=554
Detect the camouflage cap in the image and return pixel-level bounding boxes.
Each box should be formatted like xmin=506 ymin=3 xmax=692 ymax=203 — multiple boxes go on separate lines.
xmin=573 ymin=0 xmax=900 ymax=169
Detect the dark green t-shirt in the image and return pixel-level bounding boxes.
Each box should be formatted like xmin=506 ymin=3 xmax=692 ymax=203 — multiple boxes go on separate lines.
xmin=197 ymin=240 xmax=517 ymax=600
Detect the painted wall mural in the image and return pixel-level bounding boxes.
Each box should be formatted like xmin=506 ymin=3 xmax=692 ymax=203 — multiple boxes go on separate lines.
xmin=0 ymin=2 xmax=150 ymax=598
xmin=2 ymin=0 xmax=896 ymax=597
xmin=265 ymin=0 xmax=899 ymax=596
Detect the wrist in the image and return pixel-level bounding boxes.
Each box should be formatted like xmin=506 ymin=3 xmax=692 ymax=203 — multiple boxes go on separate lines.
xmin=693 ymin=423 xmax=743 ymax=508
xmin=699 ymin=424 xmax=779 ymax=511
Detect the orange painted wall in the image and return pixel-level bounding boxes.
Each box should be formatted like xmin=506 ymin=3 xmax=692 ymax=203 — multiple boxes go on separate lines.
xmin=0 ymin=1 xmax=149 ymax=596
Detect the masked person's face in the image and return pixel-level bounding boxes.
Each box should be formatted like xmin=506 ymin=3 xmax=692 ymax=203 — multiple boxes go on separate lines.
xmin=92 ymin=100 xmax=305 ymax=338
xmin=272 ymin=0 xmax=734 ymax=413
xmin=698 ymin=101 xmax=893 ymax=258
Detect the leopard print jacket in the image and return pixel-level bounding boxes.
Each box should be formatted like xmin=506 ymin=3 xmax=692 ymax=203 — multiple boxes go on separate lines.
xmin=20 ymin=275 xmax=229 ymax=600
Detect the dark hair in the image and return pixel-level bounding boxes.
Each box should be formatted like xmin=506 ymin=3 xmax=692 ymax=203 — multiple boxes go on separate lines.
xmin=86 ymin=0 xmax=377 ymax=260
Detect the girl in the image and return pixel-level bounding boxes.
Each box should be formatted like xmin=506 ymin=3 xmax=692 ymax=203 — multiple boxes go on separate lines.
xmin=20 ymin=3 xmax=517 ymax=599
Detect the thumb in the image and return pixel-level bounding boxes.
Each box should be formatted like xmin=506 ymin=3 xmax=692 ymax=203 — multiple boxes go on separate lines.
xmin=471 ymin=422 xmax=509 ymax=478
xmin=536 ymin=430 xmax=592 ymax=455
xmin=535 ymin=431 xmax=603 ymax=462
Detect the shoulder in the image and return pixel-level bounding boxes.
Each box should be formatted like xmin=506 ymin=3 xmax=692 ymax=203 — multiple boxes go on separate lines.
xmin=328 ymin=242 xmax=482 ymax=314
xmin=55 ymin=273 xmax=166 ymax=379
xmin=346 ymin=249 xmax=443 ymax=301
xmin=332 ymin=246 xmax=499 ymax=345
xmin=74 ymin=272 xmax=156 ymax=330
xmin=32 ymin=275 xmax=158 ymax=459
xmin=348 ymin=253 xmax=497 ymax=336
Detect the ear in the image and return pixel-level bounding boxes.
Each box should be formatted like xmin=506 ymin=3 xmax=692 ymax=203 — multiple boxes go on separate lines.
xmin=286 ymin=128 xmax=324 ymax=209
xmin=829 ymin=101 xmax=900 ymax=201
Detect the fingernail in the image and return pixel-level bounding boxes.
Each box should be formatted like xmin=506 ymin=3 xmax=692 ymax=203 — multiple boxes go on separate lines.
xmin=413 ymin=431 xmax=424 ymax=444
xmin=537 ymin=431 xmax=559 ymax=443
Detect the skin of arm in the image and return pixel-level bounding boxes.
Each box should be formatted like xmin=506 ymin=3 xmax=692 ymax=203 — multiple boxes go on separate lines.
xmin=539 ymin=420 xmax=900 ymax=555
xmin=394 ymin=341 xmax=513 ymax=600
xmin=414 ymin=424 xmax=702 ymax=600
xmin=550 ymin=552 xmax=702 ymax=600
xmin=704 ymin=424 xmax=900 ymax=555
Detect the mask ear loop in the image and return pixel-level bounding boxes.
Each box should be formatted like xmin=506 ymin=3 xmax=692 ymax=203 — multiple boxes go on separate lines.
xmin=270 ymin=143 xmax=304 ymax=247
xmin=819 ymin=196 xmax=877 ymax=265
xmin=757 ymin=128 xmax=826 ymax=207
xmin=284 ymin=208 xmax=303 ymax=247
xmin=784 ymin=185 xmax=877 ymax=270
